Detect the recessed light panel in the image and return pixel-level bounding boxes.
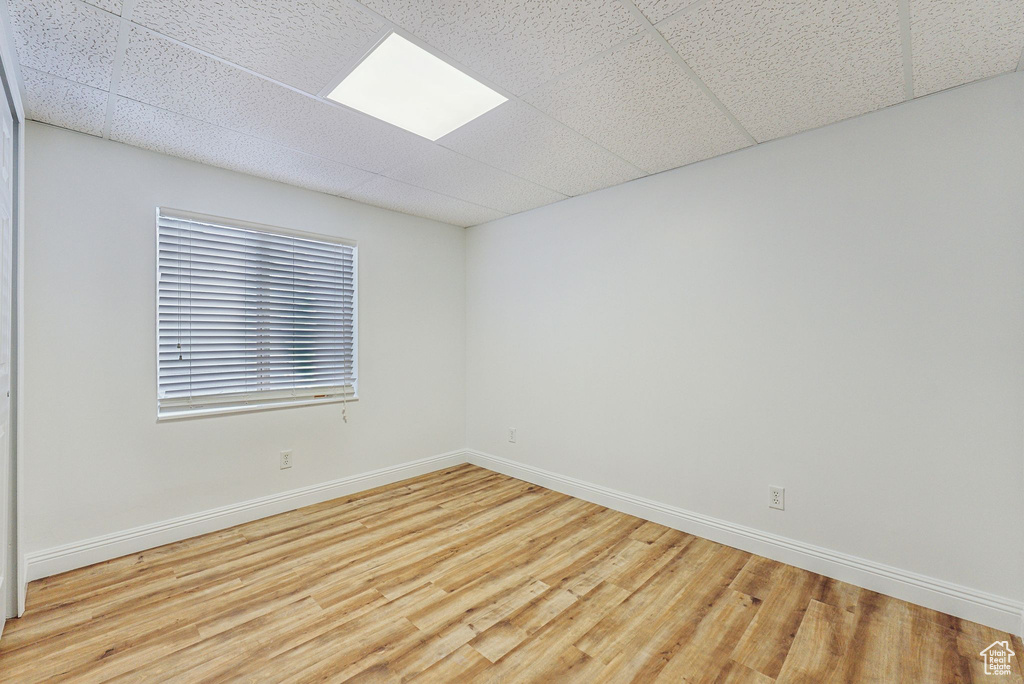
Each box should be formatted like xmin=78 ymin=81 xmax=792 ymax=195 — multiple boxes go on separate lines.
xmin=327 ymin=34 xmax=507 ymax=141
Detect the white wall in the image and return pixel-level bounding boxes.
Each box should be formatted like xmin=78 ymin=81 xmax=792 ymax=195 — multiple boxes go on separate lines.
xmin=23 ymin=123 xmax=466 ymax=553
xmin=467 ymin=73 xmax=1024 ymax=607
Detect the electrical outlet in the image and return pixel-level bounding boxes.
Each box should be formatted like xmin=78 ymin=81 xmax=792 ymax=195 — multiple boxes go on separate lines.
xmin=769 ymin=486 xmax=784 ymax=510
xmin=280 ymin=450 xmax=293 ymax=469
xmin=508 ymin=428 xmax=517 ymax=444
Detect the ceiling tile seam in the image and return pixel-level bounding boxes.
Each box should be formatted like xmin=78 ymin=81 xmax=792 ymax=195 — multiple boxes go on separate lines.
xmin=617 ymin=0 xmax=758 ymax=147
xmin=370 ymin=169 xmax=540 ymax=215
xmin=517 ymin=30 xmax=649 ymax=100
xmin=373 ymin=151 xmax=570 ymax=205
xmin=338 ymin=196 xmax=491 ymax=228
xmin=29 ymin=119 xmax=106 ymax=140
xmin=344 ymin=130 xmax=573 ymax=201
xmin=338 ymin=176 xmax=508 ymax=227
xmin=433 ymin=116 xmax=647 ymax=197
xmin=336 ymin=173 xmax=378 ymax=195
xmin=897 ymin=0 xmax=914 ymax=99
xmin=109 ymin=92 xmax=511 ymax=216
xmin=605 ymin=77 xmax=955 ymax=202
xmin=363 ymin=134 xmax=572 ymax=201
xmin=338 ymin=0 xmax=649 ymax=177
xmin=120 ymin=22 xmax=575 ymax=197
xmin=19 ymin=64 xmax=108 ymax=94
xmin=29 ymin=0 xmax=630 ymax=198
xmin=491 ymin=98 xmax=649 ymax=179
xmin=114 ymin=0 xmax=645 ymax=197
xmin=341 ymin=0 xmax=522 ymax=99
xmin=126 ymin=22 xmax=343 ymax=101
xmin=315 ymin=28 xmax=392 ymax=98
xmin=430 ymin=98 xmax=648 ymax=188
xmin=653 ymin=0 xmax=712 ymax=29
xmin=303 ymin=20 xmax=580 ymax=201
xmin=344 ymin=173 xmax=511 ymax=217
xmin=101 ymin=0 xmax=138 ymax=140
xmin=20 ymin=67 xmax=108 ymax=136
xmin=506 ymin=26 xmax=693 ymax=174
xmin=70 ymin=0 xmax=119 ymax=17
xmin=630 ymin=69 xmax=1024 ymax=194
xmin=110 ymin=94 xmax=372 ymax=188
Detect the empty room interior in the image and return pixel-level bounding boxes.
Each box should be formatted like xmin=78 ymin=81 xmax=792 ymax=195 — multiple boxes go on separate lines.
xmin=0 ymin=0 xmax=1022 ymax=681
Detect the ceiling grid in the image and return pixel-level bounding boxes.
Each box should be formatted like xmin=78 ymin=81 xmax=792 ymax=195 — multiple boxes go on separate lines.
xmin=617 ymin=0 xmax=757 ymax=146
xmin=9 ymin=0 xmax=1024 ymax=226
xmin=898 ymin=0 xmax=915 ymax=99
xmin=100 ymin=0 xmax=135 ymax=138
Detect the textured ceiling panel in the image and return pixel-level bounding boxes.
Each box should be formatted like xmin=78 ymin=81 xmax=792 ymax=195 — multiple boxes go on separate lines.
xmin=13 ymin=0 xmax=1024 ymax=227
xmin=634 ymin=0 xmax=697 ymax=25
xmin=118 ymin=27 xmax=436 ymax=173
xmin=110 ymin=98 xmax=375 ymax=196
xmin=22 ymin=66 xmax=108 ymax=136
xmin=82 ymin=0 xmax=121 ymax=14
xmin=441 ymin=100 xmax=644 ymax=197
xmin=525 ymin=34 xmax=750 ymax=174
xmin=384 ymin=144 xmax=566 ymax=215
xmin=343 ymin=176 xmax=507 ymax=227
xmin=910 ymin=0 xmax=1024 ymax=97
xmin=9 ymin=0 xmax=120 ymax=89
xmin=660 ymin=0 xmax=906 ymax=142
xmin=358 ymin=0 xmax=642 ymax=95
xmin=131 ymin=0 xmax=386 ymax=93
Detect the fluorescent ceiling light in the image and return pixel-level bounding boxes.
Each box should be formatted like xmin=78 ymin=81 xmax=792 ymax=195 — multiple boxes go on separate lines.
xmin=327 ymin=34 xmax=507 ymax=141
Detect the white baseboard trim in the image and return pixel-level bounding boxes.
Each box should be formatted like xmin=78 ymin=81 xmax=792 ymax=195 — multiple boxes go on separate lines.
xmin=21 ymin=448 xmax=1024 ymax=637
xmin=17 ymin=552 xmax=25 ymax=616
xmin=25 ymin=450 xmax=468 ymax=583
xmin=465 ymin=450 xmax=1024 ymax=637
xmin=0 ymin=575 xmax=5 ymax=639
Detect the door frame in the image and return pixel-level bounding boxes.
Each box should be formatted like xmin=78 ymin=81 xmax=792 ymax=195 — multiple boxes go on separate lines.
xmin=0 ymin=0 xmax=24 ymax=622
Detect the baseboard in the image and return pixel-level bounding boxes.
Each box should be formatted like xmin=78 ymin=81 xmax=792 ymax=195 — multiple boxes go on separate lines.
xmin=25 ymin=450 xmax=468 ymax=583
xmin=21 ymin=447 xmax=1024 ymax=637
xmin=466 ymin=450 xmax=1024 ymax=637
xmin=17 ymin=552 xmax=25 ymax=616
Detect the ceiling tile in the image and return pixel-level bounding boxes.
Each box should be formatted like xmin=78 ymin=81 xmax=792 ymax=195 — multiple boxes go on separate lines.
xmin=384 ymin=144 xmax=566 ymax=215
xmin=9 ymin=0 xmax=120 ymax=89
xmin=910 ymin=0 xmax=1024 ymax=97
xmin=358 ymin=0 xmax=642 ymax=95
xmin=660 ymin=0 xmax=905 ymax=142
xmin=131 ymin=0 xmax=386 ymax=94
xmin=343 ymin=176 xmax=507 ymax=227
xmin=117 ymin=27 xmax=436 ymax=173
xmin=441 ymin=100 xmax=644 ymax=197
xmin=634 ymin=0 xmax=697 ymax=25
xmin=22 ymin=66 xmax=108 ymax=136
xmin=525 ymin=34 xmax=750 ymax=174
xmin=82 ymin=0 xmax=121 ymax=15
xmin=110 ymin=98 xmax=374 ymax=196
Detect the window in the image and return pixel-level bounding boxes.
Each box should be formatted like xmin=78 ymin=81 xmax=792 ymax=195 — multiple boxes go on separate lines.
xmin=157 ymin=209 xmax=357 ymax=418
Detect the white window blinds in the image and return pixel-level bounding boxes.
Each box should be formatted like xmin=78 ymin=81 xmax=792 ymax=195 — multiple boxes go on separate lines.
xmin=157 ymin=210 xmax=357 ymax=417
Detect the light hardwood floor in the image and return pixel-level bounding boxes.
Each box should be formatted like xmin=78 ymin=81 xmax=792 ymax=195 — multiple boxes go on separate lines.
xmin=1 ymin=464 xmax=1021 ymax=682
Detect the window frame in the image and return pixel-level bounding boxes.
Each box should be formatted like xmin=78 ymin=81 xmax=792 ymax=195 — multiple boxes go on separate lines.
xmin=154 ymin=207 xmax=359 ymax=421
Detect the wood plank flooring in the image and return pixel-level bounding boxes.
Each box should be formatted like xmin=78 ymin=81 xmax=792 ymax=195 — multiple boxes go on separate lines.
xmin=1 ymin=464 xmax=1021 ymax=682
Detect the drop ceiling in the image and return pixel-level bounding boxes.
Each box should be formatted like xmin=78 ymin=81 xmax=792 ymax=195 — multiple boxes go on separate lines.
xmin=8 ymin=0 xmax=1024 ymax=227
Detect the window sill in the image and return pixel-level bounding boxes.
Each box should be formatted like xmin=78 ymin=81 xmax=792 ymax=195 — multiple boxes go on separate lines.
xmin=157 ymin=394 xmax=359 ymax=422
